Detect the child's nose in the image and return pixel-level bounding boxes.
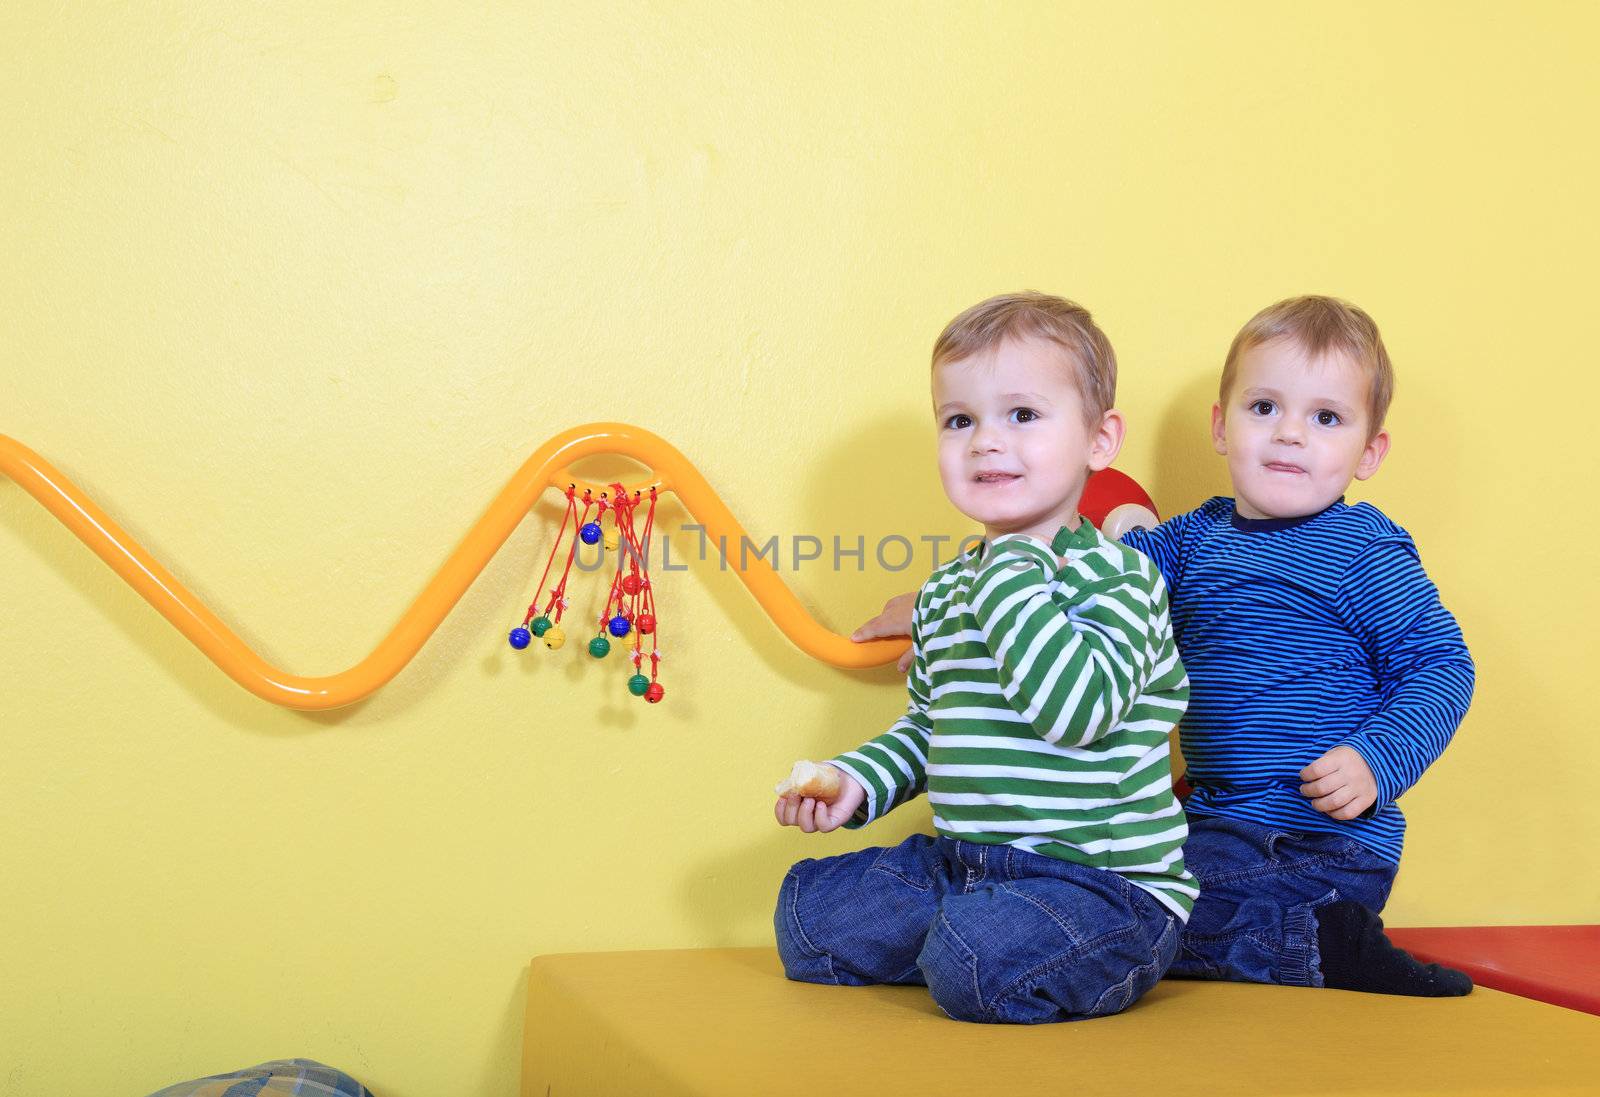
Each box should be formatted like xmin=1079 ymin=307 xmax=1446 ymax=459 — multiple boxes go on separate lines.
xmin=969 ymin=426 xmax=1003 ymax=454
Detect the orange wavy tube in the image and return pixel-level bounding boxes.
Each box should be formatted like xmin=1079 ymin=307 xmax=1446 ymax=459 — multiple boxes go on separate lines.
xmin=0 ymin=423 xmax=908 ymax=710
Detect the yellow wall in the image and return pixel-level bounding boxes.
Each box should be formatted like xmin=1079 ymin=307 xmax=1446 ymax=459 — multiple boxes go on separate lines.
xmin=3 ymin=4 xmax=1595 ymax=1094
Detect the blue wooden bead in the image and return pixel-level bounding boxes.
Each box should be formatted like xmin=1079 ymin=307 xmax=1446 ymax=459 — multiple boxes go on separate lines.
xmin=608 ymin=615 xmax=631 ymax=638
xmin=508 ymin=627 xmax=531 ymax=650
xmin=580 ymin=522 xmax=602 ymax=545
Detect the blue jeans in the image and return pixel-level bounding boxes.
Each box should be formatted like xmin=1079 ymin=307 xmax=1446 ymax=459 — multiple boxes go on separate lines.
xmin=1170 ymin=814 xmax=1397 ymax=987
xmin=774 ymin=833 xmax=1180 ymax=1024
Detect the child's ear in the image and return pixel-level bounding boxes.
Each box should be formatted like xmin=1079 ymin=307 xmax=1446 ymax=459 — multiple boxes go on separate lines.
xmin=1088 ymin=409 xmax=1126 ymax=472
xmin=1354 ymin=428 xmax=1391 ymax=481
xmin=1210 ymin=403 xmax=1228 ymax=455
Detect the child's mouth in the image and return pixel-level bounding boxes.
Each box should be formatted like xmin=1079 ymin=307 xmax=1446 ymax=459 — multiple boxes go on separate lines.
xmin=974 ymin=472 xmax=1022 ymax=485
xmin=1264 ymin=462 xmax=1306 ymax=475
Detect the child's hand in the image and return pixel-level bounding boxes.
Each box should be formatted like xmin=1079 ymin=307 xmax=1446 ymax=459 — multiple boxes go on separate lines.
xmin=851 ymin=592 xmax=917 ymax=674
xmin=1299 ymin=746 xmax=1378 ymax=820
xmin=774 ymin=766 xmax=866 ymax=833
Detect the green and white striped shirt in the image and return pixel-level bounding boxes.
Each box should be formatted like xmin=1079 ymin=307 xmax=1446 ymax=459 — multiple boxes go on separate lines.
xmin=831 ymin=520 xmax=1197 ymax=920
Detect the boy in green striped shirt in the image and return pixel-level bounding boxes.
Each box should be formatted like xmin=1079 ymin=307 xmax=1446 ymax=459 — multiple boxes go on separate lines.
xmin=772 ymin=293 xmax=1194 ymax=1023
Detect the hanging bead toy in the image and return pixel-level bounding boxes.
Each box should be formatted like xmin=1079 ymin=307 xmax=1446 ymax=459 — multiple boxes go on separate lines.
xmin=508 ymin=481 xmax=665 ymax=703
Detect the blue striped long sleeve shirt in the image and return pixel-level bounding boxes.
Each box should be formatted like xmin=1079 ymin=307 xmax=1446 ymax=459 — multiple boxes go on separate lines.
xmin=1120 ymin=497 xmax=1474 ymax=863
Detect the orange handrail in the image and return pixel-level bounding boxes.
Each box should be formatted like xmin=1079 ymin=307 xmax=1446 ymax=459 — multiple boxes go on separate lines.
xmin=0 ymin=423 xmax=908 ymax=710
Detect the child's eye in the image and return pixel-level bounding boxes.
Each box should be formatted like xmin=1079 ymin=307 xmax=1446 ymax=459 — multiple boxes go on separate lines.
xmin=944 ymin=413 xmax=973 ymax=430
xmin=1249 ymin=400 xmax=1276 ymax=416
xmin=1314 ymin=410 xmax=1341 ymax=427
xmin=1010 ymin=407 xmax=1039 ymax=424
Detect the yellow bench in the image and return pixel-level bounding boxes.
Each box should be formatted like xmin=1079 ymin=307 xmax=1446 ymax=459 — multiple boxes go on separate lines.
xmin=524 ymin=947 xmax=1600 ymax=1096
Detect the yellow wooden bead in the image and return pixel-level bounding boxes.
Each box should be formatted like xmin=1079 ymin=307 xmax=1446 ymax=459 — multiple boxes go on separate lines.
xmin=544 ymin=624 xmax=566 ymax=650
xmin=603 ymin=529 xmax=619 ymax=551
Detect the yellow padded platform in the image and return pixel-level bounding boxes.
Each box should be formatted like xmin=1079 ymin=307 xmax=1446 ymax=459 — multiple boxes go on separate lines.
xmin=524 ymin=947 xmax=1600 ymax=1097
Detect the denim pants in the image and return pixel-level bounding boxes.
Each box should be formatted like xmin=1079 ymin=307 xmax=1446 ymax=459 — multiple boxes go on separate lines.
xmin=1169 ymin=814 xmax=1398 ymax=987
xmin=774 ymin=833 xmax=1180 ymax=1024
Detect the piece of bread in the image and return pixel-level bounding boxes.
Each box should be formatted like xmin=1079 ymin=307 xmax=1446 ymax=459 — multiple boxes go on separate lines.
xmin=775 ymin=760 xmax=842 ymax=801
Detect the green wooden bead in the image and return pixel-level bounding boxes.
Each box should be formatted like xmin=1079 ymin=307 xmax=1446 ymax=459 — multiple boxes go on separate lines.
xmin=531 ymin=616 xmax=553 ymax=637
xmin=627 ymin=674 xmax=650 ymax=696
xmin=588 ymin=635 xmax=611 ymax=658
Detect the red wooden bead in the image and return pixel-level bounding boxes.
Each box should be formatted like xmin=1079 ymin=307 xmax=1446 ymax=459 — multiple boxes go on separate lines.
xmin=645 ymin=682 xmax=665 ymax=704
xmin=621 ymin=575 xmax=642 ymax=595
xmin=636 ymin=613 xmax=656 ymax=635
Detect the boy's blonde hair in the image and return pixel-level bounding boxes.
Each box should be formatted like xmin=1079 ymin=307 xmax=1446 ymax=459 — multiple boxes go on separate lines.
xmin=1220 ymin=295 xmax=1394 ymax=436
xmin=932 ymin=292 xmax=1117 ymax=423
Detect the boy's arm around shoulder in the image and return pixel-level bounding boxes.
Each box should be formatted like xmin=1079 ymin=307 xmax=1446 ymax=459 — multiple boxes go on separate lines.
xmin=1117 ymin=500 xmax=1223 ymax=588
xmin=969 ymin=533 xmax=1187 ymax=749
xmin=827 ymin=588 xmax=935 ymax=828
xmin=1116 ymin=508 xmax=1189 ymax=585
xmin=1334 ymin=533 xmax=1476 ymax=811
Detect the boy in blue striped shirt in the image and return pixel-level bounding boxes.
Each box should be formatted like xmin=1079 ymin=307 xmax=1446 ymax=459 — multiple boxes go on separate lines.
xmin=856 ymin=295 xmax=1475 ymax=996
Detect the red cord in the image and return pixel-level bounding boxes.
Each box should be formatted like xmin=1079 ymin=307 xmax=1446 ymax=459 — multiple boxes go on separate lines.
xmin=545 ymin=492 xmax=596 ymax=623
xmin=526 ymin=487 xmax=578 ymax=624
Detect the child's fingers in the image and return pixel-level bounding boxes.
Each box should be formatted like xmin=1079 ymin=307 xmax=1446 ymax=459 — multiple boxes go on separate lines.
xmin=850 ymin=614 xmax=896 ymax=642
xmin=1300 ymin=756 xmax=1338 ymax=781
xmin=1311 ymin=788 xmax=1358 ymax=814
xmin=898 ymin=648 xmax=914 ymax=674
xmin=852 ymin=619 xmax=900 ymax=643
xmin=851 ymin=595 xmax=916 ymax=642
xmin=775 ymin=797 xmax=797 ymax=827
xmin=1329 ymin=794 xmax=1373 ymax=821
xmin=782 ymin=797 xmax=806 ymax=828
xmin=797 ymin=798 xmax=818 ymax=833
xmin=1299 ymin=772 xmax=1346 ymax=798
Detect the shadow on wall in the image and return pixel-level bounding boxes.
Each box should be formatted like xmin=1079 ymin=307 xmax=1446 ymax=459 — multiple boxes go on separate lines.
xmin=1146 ymin=366 xmax=1231 ymax=517
xmin=672 ymin=409 xmax=951 ymax=945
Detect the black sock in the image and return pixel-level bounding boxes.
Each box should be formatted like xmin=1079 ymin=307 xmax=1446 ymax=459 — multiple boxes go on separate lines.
xmin=1315 ymin=900 xmax=1473 ymax=997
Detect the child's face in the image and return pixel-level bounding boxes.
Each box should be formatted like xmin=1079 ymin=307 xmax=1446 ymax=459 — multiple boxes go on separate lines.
xmin=1212 ymin=337 xmax=1390 ymax=520
xmin=934 ymin=337 xmax=1122 ymax=542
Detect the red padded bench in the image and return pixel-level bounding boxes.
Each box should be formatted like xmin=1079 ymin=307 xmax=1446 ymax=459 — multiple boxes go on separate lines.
xmin=1387 ymin=926 xmax=1600 ymax=1015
